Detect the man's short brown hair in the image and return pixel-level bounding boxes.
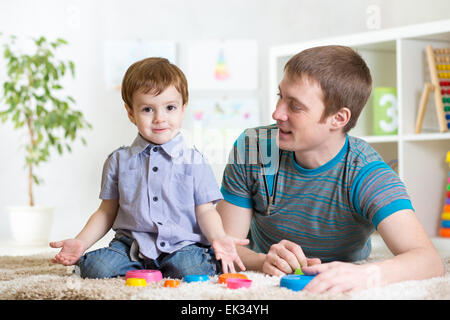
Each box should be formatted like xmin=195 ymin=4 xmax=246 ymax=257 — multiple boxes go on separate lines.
xmin=284 ymin=45 xmax=372 ymax=132
xmin=121 ymin=57 xmax=188 ymax=108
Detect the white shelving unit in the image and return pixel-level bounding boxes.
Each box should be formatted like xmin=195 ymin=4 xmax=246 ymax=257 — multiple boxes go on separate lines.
xmin=269 ymin=19 xmax=450 ymax=236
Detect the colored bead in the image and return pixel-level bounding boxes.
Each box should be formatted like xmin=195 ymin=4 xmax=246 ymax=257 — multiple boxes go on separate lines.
xmin=442 ymin=220 xmax=450 ymax=228
xmin=440 ymin=228 xmax=450 ymax=238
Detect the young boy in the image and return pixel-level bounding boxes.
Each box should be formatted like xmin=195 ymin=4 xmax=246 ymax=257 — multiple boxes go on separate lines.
xmin=217 ymin=45 xmax=444 ymax=293
xmin=50 ymin=57 xmax=248 ymax=279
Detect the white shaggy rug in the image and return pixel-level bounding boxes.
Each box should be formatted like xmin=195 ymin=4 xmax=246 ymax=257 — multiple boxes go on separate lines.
xmin=1 ymin=235 xmax=450 ymax=300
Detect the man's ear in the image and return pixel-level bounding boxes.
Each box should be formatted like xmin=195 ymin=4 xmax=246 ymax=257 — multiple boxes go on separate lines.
xmin=125 ymin=104 xmax=136 ymax=124
xmin=331 ymin=107 xmax=351 ymax=130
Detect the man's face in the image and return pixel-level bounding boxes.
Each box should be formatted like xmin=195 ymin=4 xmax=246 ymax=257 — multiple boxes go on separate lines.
xmin=126 ymin=85 xmax=185 ymax=145
xmin=272 ymin=74 xmax=333 ymax=153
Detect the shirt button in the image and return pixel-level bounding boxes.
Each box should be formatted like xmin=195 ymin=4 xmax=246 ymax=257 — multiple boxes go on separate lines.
xmin=152 ymin=166 xmax=158 ymax=172
xmin=153 ymin=196 xmax=158 ymax=202
xmin=153 ymin=147 xmax=159 ymax=152
xmin=160 ymin=241 xmax=165 ymax=247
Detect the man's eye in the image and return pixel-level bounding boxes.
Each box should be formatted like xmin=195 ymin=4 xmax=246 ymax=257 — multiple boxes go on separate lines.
xmin=290 ymin=104 xmax=302 ymax=111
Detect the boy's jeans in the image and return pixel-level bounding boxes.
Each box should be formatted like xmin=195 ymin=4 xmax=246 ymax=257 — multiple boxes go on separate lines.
xmin=76 ymin=235 xmax=222 ymax=279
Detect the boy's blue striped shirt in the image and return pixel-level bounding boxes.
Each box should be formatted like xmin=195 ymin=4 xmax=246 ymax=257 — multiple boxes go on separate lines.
xmin=221 ymin=124 xmax=414 ymax=262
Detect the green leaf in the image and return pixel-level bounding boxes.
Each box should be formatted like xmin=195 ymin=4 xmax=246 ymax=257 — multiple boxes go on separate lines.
xmin=1 ymin=34 xmax=92 ymax=198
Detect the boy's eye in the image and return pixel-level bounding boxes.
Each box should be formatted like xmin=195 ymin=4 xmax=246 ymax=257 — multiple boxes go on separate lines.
xmin=143 ymin=107 xmax=153 ymax=113
xmin=167 ymin=105 xmax=176 ymax=111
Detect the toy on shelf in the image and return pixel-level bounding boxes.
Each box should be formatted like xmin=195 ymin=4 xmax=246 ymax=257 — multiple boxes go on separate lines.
xmin=440 ymin=151 xmax=450 ymax=238
xmin=415 ymin=46 xmax=450 ymax=133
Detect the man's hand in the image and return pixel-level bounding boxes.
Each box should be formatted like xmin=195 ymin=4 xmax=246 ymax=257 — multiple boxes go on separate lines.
xmin=262 ymin=239 xmax=321 ymax=276
xmin=301 ymin=261 xmax=383 ymax=294
xmin=49 ymin=238 xmax=87 ymax=266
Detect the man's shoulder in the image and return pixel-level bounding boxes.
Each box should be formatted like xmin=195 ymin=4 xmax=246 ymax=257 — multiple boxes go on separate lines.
xmin=346 ymin=135 xmax=384 ymax=166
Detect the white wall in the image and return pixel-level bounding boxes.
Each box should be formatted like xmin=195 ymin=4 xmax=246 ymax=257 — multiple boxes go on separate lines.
xmin=1 ymin=0 xmax=449 ymax=242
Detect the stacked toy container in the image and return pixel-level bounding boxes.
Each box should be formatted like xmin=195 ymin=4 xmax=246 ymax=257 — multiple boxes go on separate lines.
xmin=441 ymin=151 xmax=450 ymax=238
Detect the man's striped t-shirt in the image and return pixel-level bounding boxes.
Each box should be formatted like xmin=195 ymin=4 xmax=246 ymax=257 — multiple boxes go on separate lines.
xmin=220 ymin=124 xmax=414 ymax=262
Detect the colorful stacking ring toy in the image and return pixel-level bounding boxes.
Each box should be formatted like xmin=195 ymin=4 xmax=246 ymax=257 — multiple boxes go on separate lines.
xmin=164 ymin=279 xmax=180 ymax=288
xmin=218 ymin=273 xmax=248 ymax=284
xmin=125 ymin=270 xmax=163 ymax=283
xmin=125 ymin=278 xmax=147 ymax=287
xmin=184 ymin=274 xmax=209 ymax=283
xmin=280 ymin=275 xmax=315 ymax=291
xmin=226 ymin=278 xmax=252 ymax=289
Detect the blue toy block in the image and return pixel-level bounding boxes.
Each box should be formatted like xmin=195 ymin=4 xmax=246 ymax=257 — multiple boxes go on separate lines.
xmin=280 ymin=274 xmax=315 ymax=291
xmin=183 ymin=274 xmax=209 ymax=283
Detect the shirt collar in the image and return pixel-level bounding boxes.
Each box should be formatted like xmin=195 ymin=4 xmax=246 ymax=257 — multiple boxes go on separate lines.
xmin=130 ymin=132 xmax=185 ymax=158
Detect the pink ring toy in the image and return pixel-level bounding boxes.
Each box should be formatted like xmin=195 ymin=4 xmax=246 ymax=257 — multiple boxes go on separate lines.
xmin=226 ymin=278 xmax=252 ymax=289
xmin=125 ymin=270 xmax=163 ymax=283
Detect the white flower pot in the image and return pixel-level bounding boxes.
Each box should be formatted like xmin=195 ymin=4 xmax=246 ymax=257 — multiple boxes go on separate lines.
xmin=7 ymin=206 xmax=54 ymax=246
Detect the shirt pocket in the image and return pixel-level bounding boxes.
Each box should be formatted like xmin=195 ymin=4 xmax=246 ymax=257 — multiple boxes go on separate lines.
xmin=171 ymin=173 xmax=195 ymax=206
xmin=118 ymin=168 xmax=142 ymax=203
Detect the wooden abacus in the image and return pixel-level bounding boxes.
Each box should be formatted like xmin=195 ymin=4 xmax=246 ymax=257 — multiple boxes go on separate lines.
xmin=415 ymin=45 xmax=450 ymax=133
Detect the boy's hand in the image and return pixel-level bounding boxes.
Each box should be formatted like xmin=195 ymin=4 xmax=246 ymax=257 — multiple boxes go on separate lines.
xmin=49 ymin=239 xmax=87 ymax=266
xmin=211 ymin=236 xmax=249 ymax=274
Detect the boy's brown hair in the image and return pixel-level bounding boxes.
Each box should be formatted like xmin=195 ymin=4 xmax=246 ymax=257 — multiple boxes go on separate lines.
xmin=121 ymin=57 xmax=188 ymax=108
xmin=284 ymin=45 xmax=372 ymax=132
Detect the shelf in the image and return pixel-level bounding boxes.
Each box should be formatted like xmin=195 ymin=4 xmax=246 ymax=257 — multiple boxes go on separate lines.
xmin=402 ymin=132 xmax=450 ymax=141
xmin=358 ymin=135 xmax=398 ymax=143
xmin=357 ymin=132 xmax=450 ymax=143
xmin=269 ymin=19 xmax=450 ymax=237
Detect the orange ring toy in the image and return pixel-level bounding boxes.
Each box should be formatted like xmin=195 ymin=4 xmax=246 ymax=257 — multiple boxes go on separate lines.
xmin=164 ymin=279 xmax=180 ymax=288
xmin=218 ymin=273 xmax=248 ymax=284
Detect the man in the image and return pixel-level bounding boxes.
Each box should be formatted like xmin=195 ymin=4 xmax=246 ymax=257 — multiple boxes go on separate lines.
xmin=217 ymin=45 xmax=444 ymax=294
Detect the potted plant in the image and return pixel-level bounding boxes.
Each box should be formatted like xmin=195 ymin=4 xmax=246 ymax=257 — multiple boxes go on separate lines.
xmin=0 ymin=34 xmax=91 ymax=245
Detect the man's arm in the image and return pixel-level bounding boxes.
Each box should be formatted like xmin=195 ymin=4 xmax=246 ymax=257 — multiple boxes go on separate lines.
xmin=216 ymin=200 xmax=266 ymax=271
xmin=217 ymin=199 xmax=321 ymax=274
xmin=301 ymin=209 xmax=444 ymax=293
xmin=372 ymin=209 xmax=444 ymax=283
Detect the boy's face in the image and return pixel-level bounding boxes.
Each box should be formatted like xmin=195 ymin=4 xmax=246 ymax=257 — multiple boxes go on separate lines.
xmin=272 ymin=74 xmax=335 ymax=153
xmin=126 ymin=85 xmax=186 ymax=145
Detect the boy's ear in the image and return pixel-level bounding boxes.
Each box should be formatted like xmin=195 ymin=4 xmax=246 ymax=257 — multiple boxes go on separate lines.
xmin=125 ymin=104 xmax=136 ymax=124
xmin=331 ymin=107 xmax=351 ymax=130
